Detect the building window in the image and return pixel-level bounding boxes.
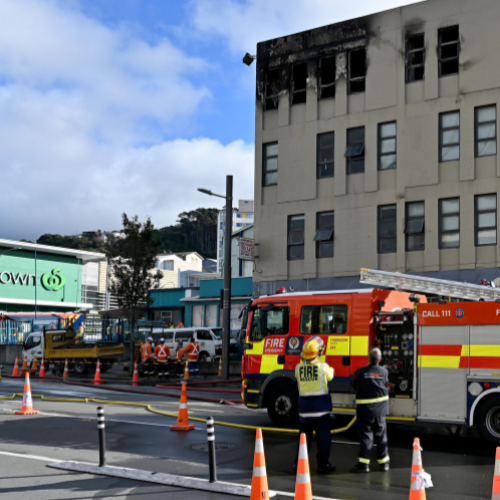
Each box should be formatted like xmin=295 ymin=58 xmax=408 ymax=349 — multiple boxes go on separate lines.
xmin=475 ymin=194 xmax=497 ymax=246
xmin=264 ymin=68 xmax=280 ymax=110
xmin=317 ymin=132 xmax=334 ymax=179
xmin=406 ymin=33 xmax=425 ymax=83
xmin=439 ymin=26 xmax=459 ymax=77
xmin=439 ymin=198 xmax=460 ymax=249
xmin=315 ymin=211 xmax=334 ymax=258
xmin=378 ymin=122 xmax=397 ymax=170
xmin=287 ymin=215 xmax=304 ymax=261
xmin=475 ymin=105 xmax=497 ymax=158
xmin=263 ymin=142 xmax=278 ymax=186
xmin=405 ymin=202 xmax=425 ymax=252
xmin=319 ymin=56 xmax=335 ymax=99
xmin=378 ymin=205 xmax=397 ymax=254
xmin=345 ymin=127 xmax=365 ymax=174
xmin=291 ymin=62 xmax=307 ymax=105
xmin=348 ymin=48 xmax=366 ymax=93
xmin=439 ymin=111 xmax=460 ymax=162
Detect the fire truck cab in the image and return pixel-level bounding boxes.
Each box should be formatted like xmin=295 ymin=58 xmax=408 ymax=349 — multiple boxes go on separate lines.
xmin=241 ymin=286 xmax=500 ymax=444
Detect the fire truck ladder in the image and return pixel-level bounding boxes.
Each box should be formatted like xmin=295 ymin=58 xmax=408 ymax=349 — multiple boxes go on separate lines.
xmin=360 ymin=268 xmax=500 ymax=302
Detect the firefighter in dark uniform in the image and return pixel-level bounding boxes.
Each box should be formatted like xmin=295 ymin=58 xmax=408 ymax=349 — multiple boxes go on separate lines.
xmin=350 ymin=347 xmax=390 ymax=473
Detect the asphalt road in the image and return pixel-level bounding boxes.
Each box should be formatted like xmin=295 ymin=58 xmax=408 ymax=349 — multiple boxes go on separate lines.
xmin=0 ymin=375 xmax=497 ymax=500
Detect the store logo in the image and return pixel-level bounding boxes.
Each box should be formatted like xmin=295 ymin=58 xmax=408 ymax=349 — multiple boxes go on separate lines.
xmin=41 ymin=269 xmax=66 ymax=291
xmin=456 ymin=308 xmax=465 ymax=319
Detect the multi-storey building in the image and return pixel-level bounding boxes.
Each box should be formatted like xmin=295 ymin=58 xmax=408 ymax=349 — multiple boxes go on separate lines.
xmin=217 ymin=200 xmax=254 ymax=272
xmin=252 ymin=0 xmax=500 ymax=296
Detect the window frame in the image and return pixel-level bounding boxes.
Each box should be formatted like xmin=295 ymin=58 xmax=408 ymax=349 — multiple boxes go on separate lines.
xmin=345 ymin=126 xmax=365 ymax=175
xmin=378 ymin=204 xmax=397 ymax=254
xmin=315 ymin=211 xmax=334 ymax=259
xmin=316 ymin=132 xmax=335 ymax=179
xmin=475 ymin=194 xmax=497 ymax=247
xmin=299 ymin=304 xmax=348 ymax=335
xmin=347 ymin=48 xmax=366 ymax=94
xmin=438 ymin=26 xmax=460 ymax=78
xmin=287 ymin=215 xmax=305 ymax=261
xmin=439 ymin=111 xmax=460 ymax=163
xmin=262 ymin=142 xmax=278 ymax=187
xmin=439 ymin=197 xmax=460 ymax=249
xmin=378 ymin=121 xmax=397 ymax=171
xmin=291 ymin=62 xmax=307 ymax=106
xmin=405 ymin=201 xmax=425 ymax=252
xmin=319 ymin=56 xmax=335 ymax=100
xmin=405 ymin=33 xmax=425 ymax=83
xmin=475 ymin=105 xmax=497 ymax=158
xmin=264 ymin=68 xmax=280 ymax=111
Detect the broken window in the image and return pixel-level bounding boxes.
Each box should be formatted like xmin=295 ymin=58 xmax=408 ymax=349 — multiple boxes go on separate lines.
xmin=439 ymin=111 xmax=460 ymax=162
xmin=378 ymin=122 xmax=397 ymax=170
xmin=317 ymin=132 xmax=334 ymax=179
xmin=345 ymin=127 xmax=365 ymax=175
xmin=348 ymin=48 xmax=366 ymax=94
xmin=291 ymin=62 xmax=307 ymax=105
xmin=439 ymin=26 xmax=459 ymax=77
xmin=315 ymin=211 xmax=334 ymax=259
xmin=406 ymin=33 xmax=425 ymax=83
xmin=405 ymin=202 xmax=425 ymax=252
xmin=319 ymin=56 xmax=335 ymax=99
xmin=475 ymin=105 xmax=497 ymax=158
xmin=264 ymin=68 xmax=280 ymax=110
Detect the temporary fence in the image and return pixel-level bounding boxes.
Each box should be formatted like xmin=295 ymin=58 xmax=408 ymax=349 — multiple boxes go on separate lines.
xmin=0 ymin=320 xmax=33 ymax=345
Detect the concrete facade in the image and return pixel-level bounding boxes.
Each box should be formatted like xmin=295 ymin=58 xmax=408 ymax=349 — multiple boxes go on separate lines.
xmin=253 ymin=0 xmax=500 ymax=296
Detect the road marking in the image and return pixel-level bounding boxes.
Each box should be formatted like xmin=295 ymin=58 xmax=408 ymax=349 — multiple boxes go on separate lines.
xmin=0 ymin=450 xmax=55 ymax=462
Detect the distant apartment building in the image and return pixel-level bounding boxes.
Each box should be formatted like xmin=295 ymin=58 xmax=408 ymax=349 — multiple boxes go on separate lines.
xmin=217 ymin=200 xmax=254 ymax=272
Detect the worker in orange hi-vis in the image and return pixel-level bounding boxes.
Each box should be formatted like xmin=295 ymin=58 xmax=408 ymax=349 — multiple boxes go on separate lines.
xmin=141 ymin=336 xmax=154 ymax=377
xmin=154 ymin=338 xmax=171 ymax=379
xmin=184 ymin=337 xmax=200 ymax=376
xmin=175 ymin=341 xmax=186 ymax=377
xmin=176 ymin=321 xmax=185 ymax=328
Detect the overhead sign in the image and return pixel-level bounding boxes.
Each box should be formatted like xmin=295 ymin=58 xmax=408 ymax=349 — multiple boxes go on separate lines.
xmin=238 ymin=238 xmax=254 ymax=261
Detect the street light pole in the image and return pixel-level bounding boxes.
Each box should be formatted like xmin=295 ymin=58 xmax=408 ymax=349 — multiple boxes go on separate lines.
xmin=222 ymin=175 xmax=233 ymax=380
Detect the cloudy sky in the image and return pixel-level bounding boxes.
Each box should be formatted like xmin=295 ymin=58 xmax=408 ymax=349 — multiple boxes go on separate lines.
xmin=0 ymin=0 xmax=421 ymax=240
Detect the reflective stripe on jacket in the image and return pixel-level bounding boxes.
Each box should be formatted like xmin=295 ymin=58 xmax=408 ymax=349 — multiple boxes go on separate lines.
xmin=142 ymin=342 xmax=152 ymax=362
xmin=154 ymin=344 xmax=170 ymax=362
xmin=185 ymin=343 xmax=200 ymax=362
xmin=295 ymin=361 xmax=334 ymax=418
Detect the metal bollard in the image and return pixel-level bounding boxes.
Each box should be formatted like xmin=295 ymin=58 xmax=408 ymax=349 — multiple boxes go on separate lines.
xmin=97 ymin=407 xmax=106 ymax=467
xmin=206 ymin=417 xmax=217 ymax=483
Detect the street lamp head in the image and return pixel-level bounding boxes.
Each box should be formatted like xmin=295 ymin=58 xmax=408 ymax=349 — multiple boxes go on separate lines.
xmin=243 ymin=53 xmax=256 ymax=66
xmin=198 ymin=188 xmax=213 ymax=196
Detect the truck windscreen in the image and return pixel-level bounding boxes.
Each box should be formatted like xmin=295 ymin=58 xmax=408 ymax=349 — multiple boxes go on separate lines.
xmin=250 ymin=307 xmax=290 ymax=341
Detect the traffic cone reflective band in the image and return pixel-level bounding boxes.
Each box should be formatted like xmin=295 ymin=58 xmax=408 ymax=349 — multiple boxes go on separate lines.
xmin=39 ymin=358 xmax=45 ymax=378
xmin=93 ymin=360 xmax=103 ymax=385
xmin=409 ymin=438 xmax=427 ymax=500
xmin=218 ymin=358 xmax=222 ymax=377
xmin=63 ymin=359 xmax=69 ymax=379
xmin=170 ymin=382 xmax=195 ymax=431
xmin=250 ymin=428 xmax=270 ymax=500
xmin=22 ymin=354 xmax=28 ymax=370
xmin=184 ymin=360 xmax=189 ymax=380
xmin=492 ymin=447 xmax=500 ymax=499
xmin=31 ymin=355 xmax=38 ymax=371
xmin=131 ymin=362 xmax=139 ymax=386
xmin=15 ymin=373 xmax=39 ymax=415
xmin=294 ymin=433 xmax=313 ymax=500
xmin=12 ymin=357 xmax=19 ymax=377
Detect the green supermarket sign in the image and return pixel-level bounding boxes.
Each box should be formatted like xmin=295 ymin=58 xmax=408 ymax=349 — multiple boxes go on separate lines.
xmin=0 ymin=268 xmax=66 ymax=292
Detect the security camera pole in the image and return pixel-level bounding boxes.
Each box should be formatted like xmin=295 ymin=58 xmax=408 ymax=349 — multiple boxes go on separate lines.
xmin=198 ymin=176 xmax=233 ymax=380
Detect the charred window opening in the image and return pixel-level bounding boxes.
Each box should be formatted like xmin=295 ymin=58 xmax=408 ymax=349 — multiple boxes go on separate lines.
xmin=291 ymin=62 xmax=307 ymax=105
xmin=439 ymin=26 xmax=459 ymax=77
xmin=319 ymin=56 xmax=335 ymax=99
xmin=264 ymin=69 xmax=280 ymax=111
xmin=348 ymin=48 xmax=366 ymax=94
xmin=406 ymin=33 xmax=425 ymax=83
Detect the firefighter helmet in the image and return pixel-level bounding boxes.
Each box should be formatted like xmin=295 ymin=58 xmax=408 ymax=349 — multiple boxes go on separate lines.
xmin=300 ymin=336 xmax=325 ymax=361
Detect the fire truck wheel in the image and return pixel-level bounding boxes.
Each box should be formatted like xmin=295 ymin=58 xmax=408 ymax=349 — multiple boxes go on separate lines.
xmin=476 ymin=398 xmax=500 ymax=444
xmin=267 ymin=384 xmax=299 ymax=427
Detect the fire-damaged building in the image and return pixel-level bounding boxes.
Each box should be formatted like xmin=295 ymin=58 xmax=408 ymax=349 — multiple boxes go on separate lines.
xmin=251 ymin=0 xmax=500 ymax=296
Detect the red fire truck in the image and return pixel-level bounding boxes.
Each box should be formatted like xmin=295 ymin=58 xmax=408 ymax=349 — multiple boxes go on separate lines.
xmin=241 ymin=269 xmax=500 ymax=443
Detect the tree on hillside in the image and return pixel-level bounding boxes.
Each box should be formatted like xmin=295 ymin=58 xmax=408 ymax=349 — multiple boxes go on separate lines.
xmin=108 ymin=214 xmax=162 ymax=365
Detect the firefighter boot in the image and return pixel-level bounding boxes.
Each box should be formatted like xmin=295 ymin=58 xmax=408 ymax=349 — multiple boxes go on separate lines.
xmin=350 ymin=461 xmax=370 ymax=473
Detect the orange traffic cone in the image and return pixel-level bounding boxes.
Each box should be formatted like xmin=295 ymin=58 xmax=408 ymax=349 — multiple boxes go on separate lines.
xmin=294 ymin=433 xmax=313 ymax=500
xmin=31 ymin=355 xmax=38 ymax=371
xmin=131 ymin=362 xmax=140 ymax=386
xmin=184 ymin=360 xmax=189 ymax=380
xmin=21 ymin=354 xmax=28 ymax=371
xmin=218 ymin=357 xmax=222 ymax=377
xmin=15 ymin=373 xmax=39 ymax=415
xmin=12 ymin=357 xmax=19 ymax=377
xmin=62 ymin=359 xmax=69 ymax=379
xmin=250 ymin=428 xmax=270 ymax=500
xmin=93 ymin=360 xmax=104 ymax=385
xmin=39 ymin=358 xmax=46 ymax=378
xmin=170 ymin=382 xmax=195 ymax=431
xmin=409 ymin=438 xmax=432 ymax=499
xmin=492 ymin=447 xmax=500 ymax=499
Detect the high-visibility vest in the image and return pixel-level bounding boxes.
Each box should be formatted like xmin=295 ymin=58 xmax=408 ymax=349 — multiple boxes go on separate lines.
xmin=185 ymin=343 xmax=200 ymax=362
xmin=154 ymin=344 xmax=170 ymax=363
xmin=176 ymin=348 xmax=185 ymax=361
xmin=142 ymin=342 xmax=152 ymax=362
xmin=295 ymin=361 xmax=334 ymax=418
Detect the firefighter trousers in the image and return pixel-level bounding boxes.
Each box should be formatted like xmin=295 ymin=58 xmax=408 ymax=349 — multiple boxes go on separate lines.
xmin=295 ymin=414 xmax=331 ymax=468
xmin=356 ymin=413 xmax=389 ymax=463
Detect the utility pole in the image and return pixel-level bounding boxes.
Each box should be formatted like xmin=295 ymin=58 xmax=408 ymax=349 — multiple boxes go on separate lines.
xmin=222 ymin=175 xmax=233 ymax=380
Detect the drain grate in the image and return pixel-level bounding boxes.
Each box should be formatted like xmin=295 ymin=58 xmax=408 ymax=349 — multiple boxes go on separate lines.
xmin=190 ymin=443 xmax=237 ymax=452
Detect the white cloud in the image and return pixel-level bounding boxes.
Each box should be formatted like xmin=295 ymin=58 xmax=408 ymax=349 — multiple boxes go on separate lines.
xmin=0 ymin=0 xmax=255 ymax=240
xmin=191 ymin=0 xmax=425 ymax=54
